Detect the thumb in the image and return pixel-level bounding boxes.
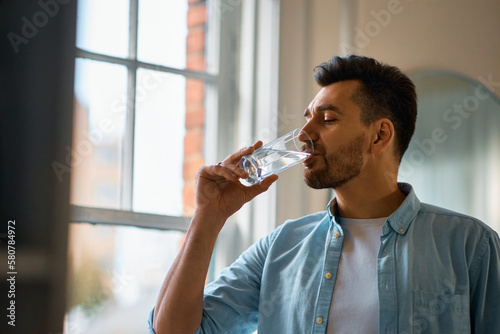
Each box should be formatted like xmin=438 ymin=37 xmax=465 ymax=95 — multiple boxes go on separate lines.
xmin=246 ymin=174 xmax=279 ymax=200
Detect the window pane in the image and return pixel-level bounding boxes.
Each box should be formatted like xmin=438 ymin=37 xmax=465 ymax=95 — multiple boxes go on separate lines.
xmin=65 ymin=223 xmax=184 ymax=334
xmin=72 ymin=59 xmax=128 ymax=209
xmin=137 ymin=0 xmax=188 ymax=68
xmin=133 ymin=70 xmax=193 ymax=216
xmin=76 ymin=0 xmax=129 ymax=58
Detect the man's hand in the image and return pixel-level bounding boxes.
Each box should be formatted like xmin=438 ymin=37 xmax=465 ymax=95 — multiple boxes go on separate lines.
xmin=194 ymin=141 xmax=278 ymax=229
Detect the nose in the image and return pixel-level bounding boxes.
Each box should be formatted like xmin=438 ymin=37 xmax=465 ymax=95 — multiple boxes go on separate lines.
xmin=299 ymin=121 xmax=318 ymax=143
xmin=297 ymin=127 xmax=315 ymax=153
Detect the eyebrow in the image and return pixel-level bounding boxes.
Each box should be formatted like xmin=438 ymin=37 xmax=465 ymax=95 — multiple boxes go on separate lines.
xmin=304 ymin=104 xmax=343 ymax=117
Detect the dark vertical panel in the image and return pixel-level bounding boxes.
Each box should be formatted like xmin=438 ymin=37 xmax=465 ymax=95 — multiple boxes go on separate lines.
xmin=0 ymin=0 xmax=77 ymax=332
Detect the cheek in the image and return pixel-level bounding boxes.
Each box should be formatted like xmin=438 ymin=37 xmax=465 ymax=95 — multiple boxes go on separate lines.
xmin=322 ymin=136 xmax=344 ymax=153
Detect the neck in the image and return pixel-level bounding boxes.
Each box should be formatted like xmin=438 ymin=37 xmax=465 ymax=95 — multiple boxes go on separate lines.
xmin=333 ymin=169 xmax=406 ymax=219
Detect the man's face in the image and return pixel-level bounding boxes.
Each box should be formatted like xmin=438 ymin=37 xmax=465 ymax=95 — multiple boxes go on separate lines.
xmin=301 ymin=80 xmax=369 ymax=189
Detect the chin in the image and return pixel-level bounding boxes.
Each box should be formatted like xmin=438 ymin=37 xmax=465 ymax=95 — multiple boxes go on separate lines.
xmin=303 ymin=167 xmax=352 ymax=190
xmin=303 ymin=170 xmax=331 ymax=190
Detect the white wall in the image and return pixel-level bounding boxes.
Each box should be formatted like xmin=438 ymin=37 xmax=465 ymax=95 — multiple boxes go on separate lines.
xmin=356 ymin=0 xmax=500 ymax=81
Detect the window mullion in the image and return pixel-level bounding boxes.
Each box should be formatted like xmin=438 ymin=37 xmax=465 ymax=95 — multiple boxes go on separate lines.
xmin=129 ymin=0 xmax=139 ymax=60
xmin=70 ymin=205 xmax=190 ymax=231
xmin=75 ymin=48 xmax=217 ymax=82
xmin=121 ymin=0 xmax=140 ymax=211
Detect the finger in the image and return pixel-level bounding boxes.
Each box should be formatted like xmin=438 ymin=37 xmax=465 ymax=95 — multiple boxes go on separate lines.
xmin=224 ymin=141 xmax=264 ymax=165
xmin=220 ymin=161 xmax=250 ymax=179
xmin=259 ymin=174 xmax=279 ymax=188
xmin=246 ymin=174 xmax=279 ymax=199
xmin=253 ymin=140 xmax=263 ymax=150
xmin=213 ymin=164 xmax=241 ymax=181
xmin=215 ymin=160 xmax=250 ymax=180
xmin=223 ymin=141 xmax=262 ymax=178
xmin=199 ymin=164 xmax=240 ymax=182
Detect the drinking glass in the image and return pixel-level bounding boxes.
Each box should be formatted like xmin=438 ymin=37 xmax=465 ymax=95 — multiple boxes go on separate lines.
xmin=239 ymin=128 xmax=314 ymax=185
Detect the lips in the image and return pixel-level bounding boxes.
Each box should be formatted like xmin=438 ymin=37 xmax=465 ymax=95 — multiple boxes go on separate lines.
xmin=303 ymin=153 xmax=318 ymax=166
xmin=302 ymin=143 xmax=321 ymax=166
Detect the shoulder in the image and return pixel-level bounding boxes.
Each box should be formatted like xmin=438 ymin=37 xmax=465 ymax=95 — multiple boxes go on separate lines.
xmin=279 ymin=211 xmax=329 ymax=233
xmin=266 ymin=211 xmax=329 ymax=246
xmin=246 ymin=211 xmax=328 ymax=251
xmin=416 ymin=202 xmax=499 ymax=243
xmin=231 ymin=211 xmax=329 ymax=270
xmin=413 ymin=203 xmax=500 ymax=278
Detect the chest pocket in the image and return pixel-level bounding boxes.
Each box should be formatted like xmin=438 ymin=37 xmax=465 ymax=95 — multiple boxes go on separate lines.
xmin=411 ymin=290 xmax=470 ymax=334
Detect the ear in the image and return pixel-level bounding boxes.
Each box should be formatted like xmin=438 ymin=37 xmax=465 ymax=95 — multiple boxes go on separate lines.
xmin=369 ymin=118 xmax=395 ymax=156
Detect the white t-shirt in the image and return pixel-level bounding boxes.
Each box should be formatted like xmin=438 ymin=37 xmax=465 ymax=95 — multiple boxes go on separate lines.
xmin=326 ymin=216 xmax=387 ymax=334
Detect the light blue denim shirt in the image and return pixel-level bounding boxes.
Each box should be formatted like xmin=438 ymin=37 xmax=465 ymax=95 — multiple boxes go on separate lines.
xmin=148 ymin=183 xmax=500 ymax=333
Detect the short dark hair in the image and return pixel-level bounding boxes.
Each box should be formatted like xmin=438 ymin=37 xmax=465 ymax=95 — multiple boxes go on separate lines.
xmin=313 ymin=55 xmax=417 ymax=161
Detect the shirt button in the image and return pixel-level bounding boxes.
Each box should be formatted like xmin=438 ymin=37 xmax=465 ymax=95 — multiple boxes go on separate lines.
xmin=399 ymin=228 xmax=405 ymax=233
xmin=325 ymin=272 xmax=332 ymax=279
xmin=333 ymin=232 xmax=340 ymax=238
xmin=316 ymin=317 xmax=323 ymax=324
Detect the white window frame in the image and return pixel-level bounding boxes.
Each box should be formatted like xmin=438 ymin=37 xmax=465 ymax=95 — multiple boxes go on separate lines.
xmin=212 ymin=0 xmax=281 ymax=275
xmin=70 ymin=0 xmax=219 ymax=232
xmin=69 ymin=0 xmax=282 ymax=277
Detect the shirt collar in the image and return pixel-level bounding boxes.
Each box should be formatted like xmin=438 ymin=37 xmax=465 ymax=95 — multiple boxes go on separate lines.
xmin=326 ymin=182 xmax=421 ymax=235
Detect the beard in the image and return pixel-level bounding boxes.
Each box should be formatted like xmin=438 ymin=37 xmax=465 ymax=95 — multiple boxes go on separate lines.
xmin=304 ymin=133 xmax=365 ymax=189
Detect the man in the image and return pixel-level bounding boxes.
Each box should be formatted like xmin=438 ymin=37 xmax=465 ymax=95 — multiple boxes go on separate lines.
xmin=149 ymin=55 xmax=500 ymax=333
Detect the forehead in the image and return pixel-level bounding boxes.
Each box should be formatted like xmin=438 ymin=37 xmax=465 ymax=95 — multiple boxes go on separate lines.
xmin=307 ymin=80 xmax=361 ymax=113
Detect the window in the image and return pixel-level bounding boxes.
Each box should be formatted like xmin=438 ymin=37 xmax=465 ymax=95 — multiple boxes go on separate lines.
xmin=66 ymin=0 xmax=281 ymax=331
xmin=66 ymin=0 xmax=217 ymax=332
